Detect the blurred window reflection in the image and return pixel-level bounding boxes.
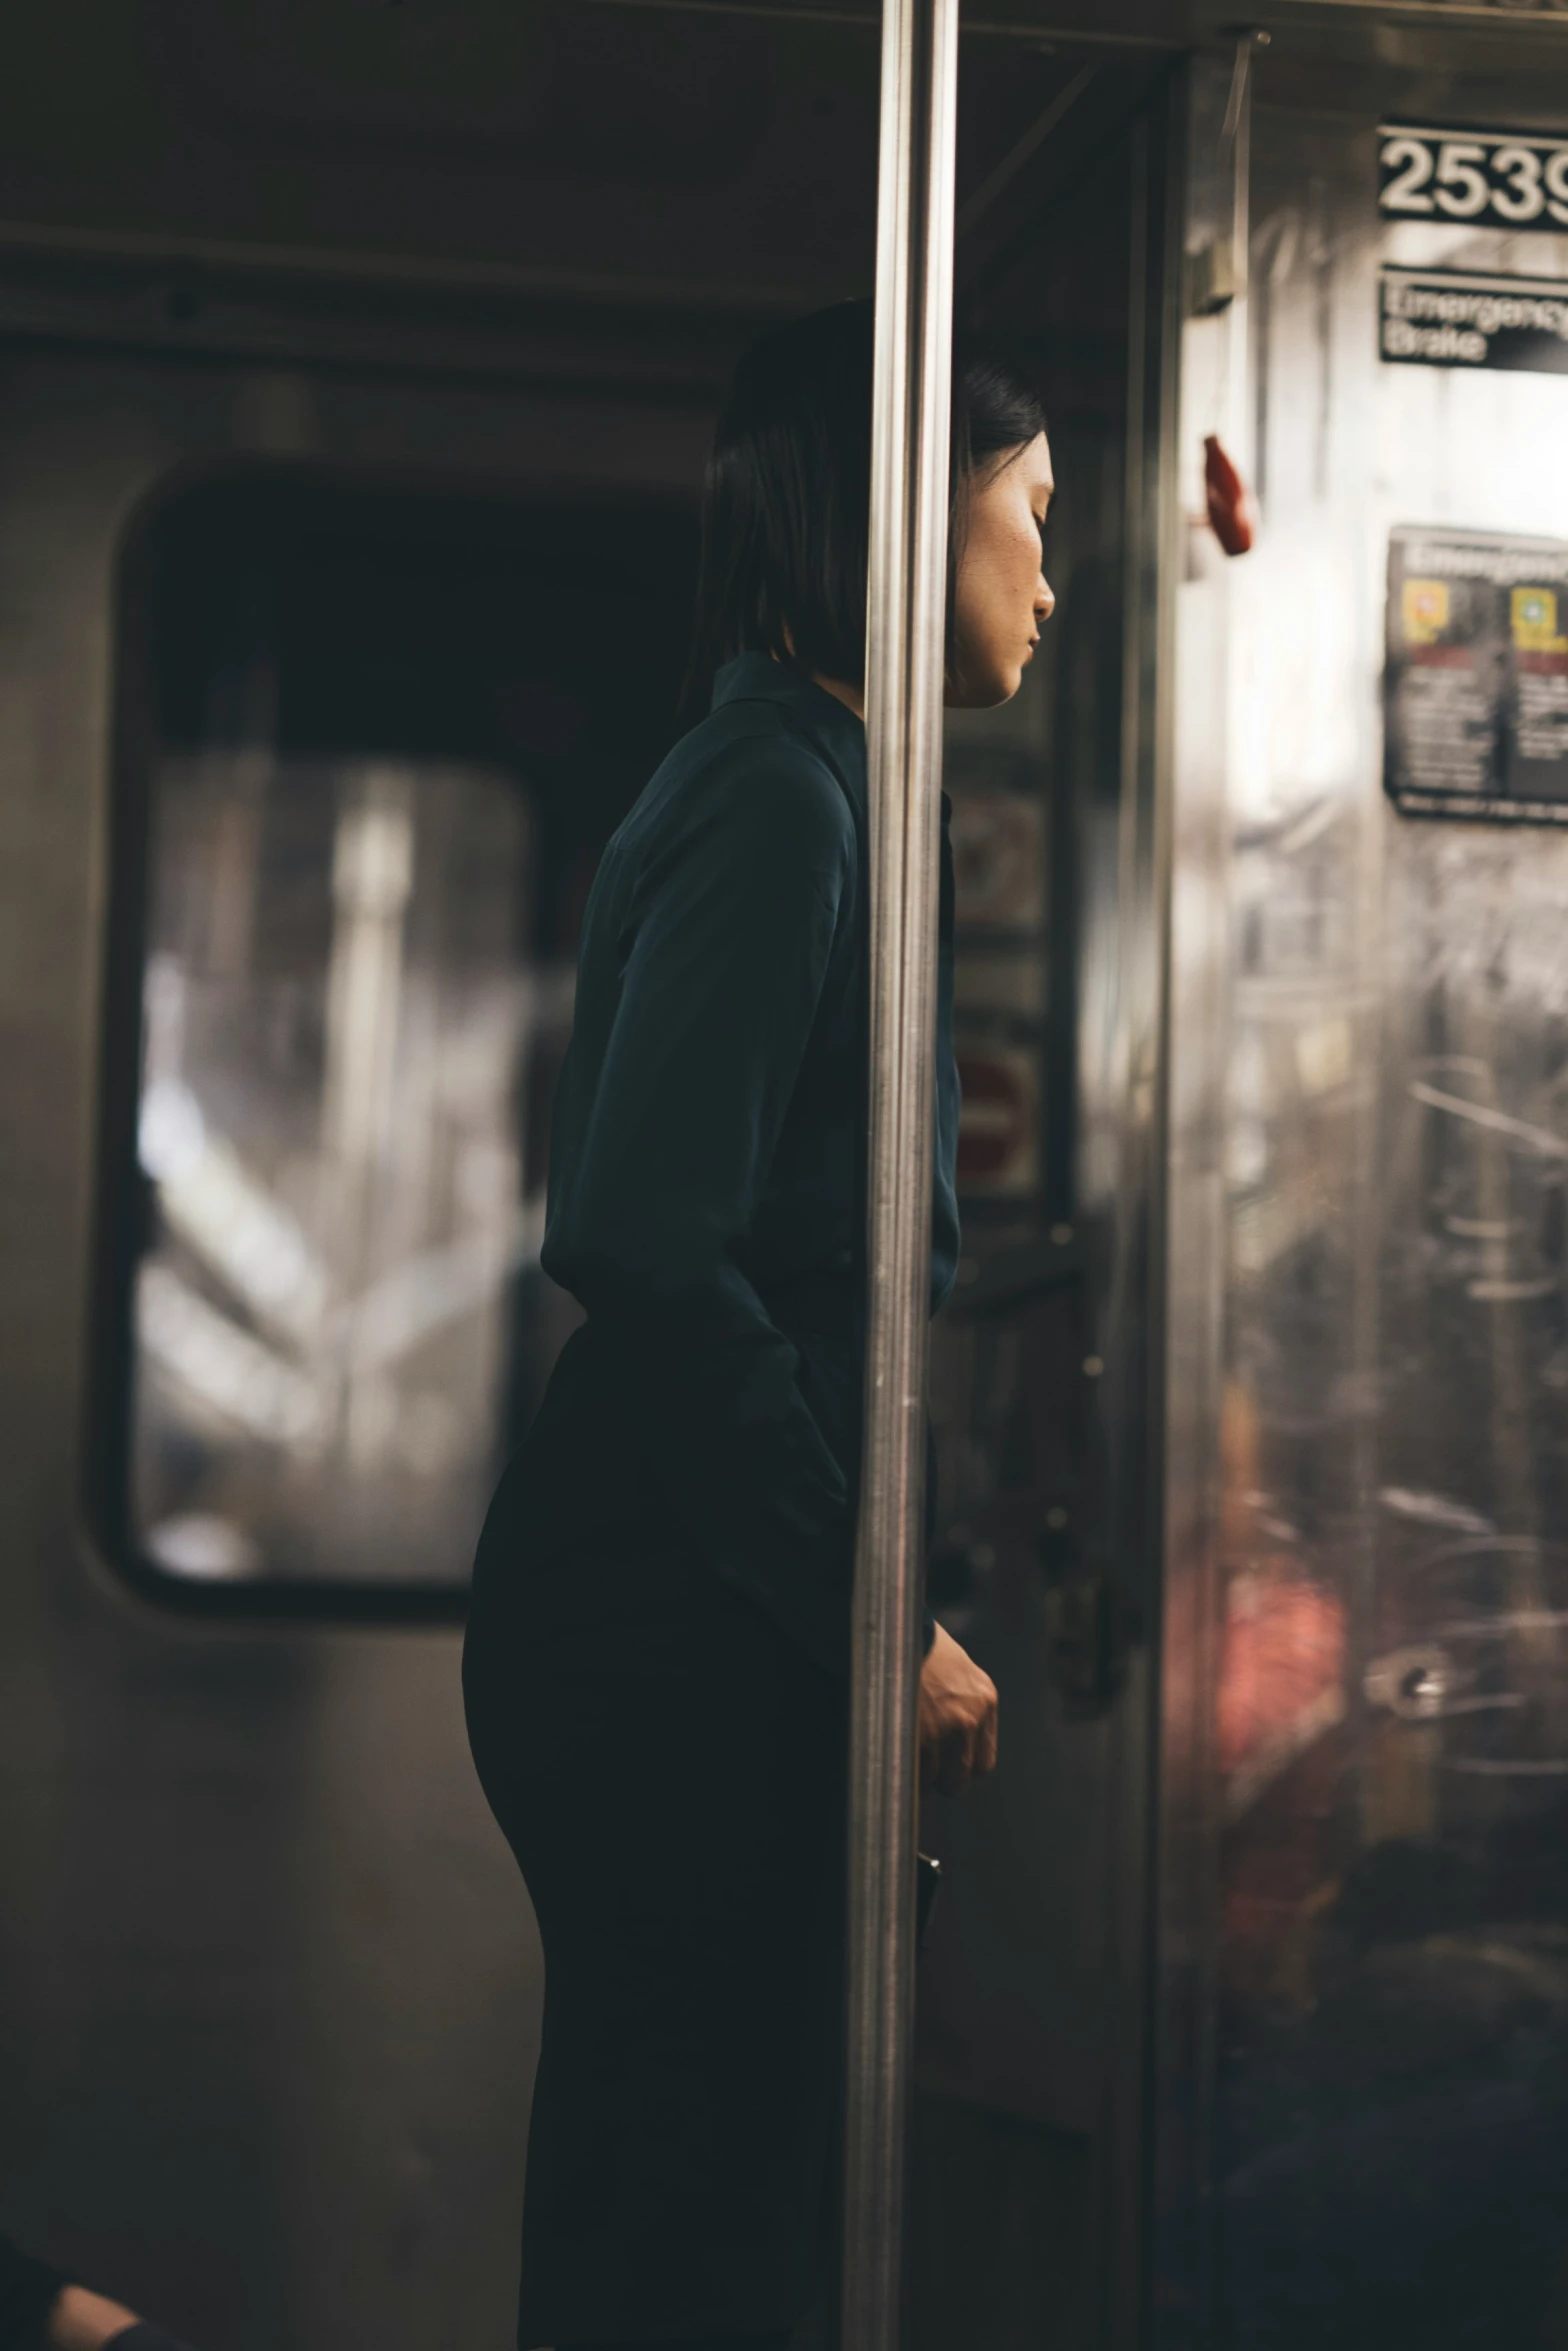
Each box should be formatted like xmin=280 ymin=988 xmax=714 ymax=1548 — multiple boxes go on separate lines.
xmin=103 ymin=469 xmax=696 ymax=1596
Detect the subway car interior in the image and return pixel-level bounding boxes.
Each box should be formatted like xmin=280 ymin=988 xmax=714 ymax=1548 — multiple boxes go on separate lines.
xmin=4 ymin=1 xmax=1568 ymax=2347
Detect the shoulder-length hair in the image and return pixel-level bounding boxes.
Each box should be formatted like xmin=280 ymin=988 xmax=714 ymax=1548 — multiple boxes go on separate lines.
xmin=685 ymin=298 xmax=1046 ymax=709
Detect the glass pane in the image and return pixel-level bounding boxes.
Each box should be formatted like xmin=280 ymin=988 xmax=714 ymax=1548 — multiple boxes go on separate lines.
xmin=134 ymin=751 xmax=537 ymax=1587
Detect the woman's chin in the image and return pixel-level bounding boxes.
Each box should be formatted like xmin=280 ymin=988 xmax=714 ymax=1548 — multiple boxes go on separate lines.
xmin=979 ymin=665 xmax=1024 ymax=710
xmin=946 ymin=663 xmax=1020 ymax=712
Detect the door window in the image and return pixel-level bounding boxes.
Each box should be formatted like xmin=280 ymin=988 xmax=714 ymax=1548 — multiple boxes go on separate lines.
xmin=96 ymin=470 xmax=696 ymax=1601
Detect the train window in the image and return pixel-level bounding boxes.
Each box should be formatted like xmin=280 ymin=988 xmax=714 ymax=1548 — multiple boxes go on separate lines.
xmin=93 ymin=468 xmax=697 ymax=1607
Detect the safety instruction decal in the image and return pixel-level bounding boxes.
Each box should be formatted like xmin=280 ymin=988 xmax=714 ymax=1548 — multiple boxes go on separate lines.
xmin=1381 ymin=269 xmax=1568 ymax=377
xmin=1386 ymin=527 xmax=1568 ymax=823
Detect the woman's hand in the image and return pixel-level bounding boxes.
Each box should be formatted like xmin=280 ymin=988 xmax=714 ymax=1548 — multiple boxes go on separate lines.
xmin=918 ymin=1622 xmax=999 ymax=1797
xmin=50 ymin=2287 xmax=144 ymax=2351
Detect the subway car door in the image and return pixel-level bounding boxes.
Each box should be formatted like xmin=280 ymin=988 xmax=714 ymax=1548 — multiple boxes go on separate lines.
xmin=908 ymin=56 xmax=1178 ymax=2351
xmin=1159 ymin=18 xmax=1568 ymax=2351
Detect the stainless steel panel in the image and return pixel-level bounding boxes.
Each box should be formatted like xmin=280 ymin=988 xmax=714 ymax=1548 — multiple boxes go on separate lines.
xmin=907 ymin=79 xmax=1184 ymax=2351
xmin=1161 ymin=45 xmax=1568 ymax=2347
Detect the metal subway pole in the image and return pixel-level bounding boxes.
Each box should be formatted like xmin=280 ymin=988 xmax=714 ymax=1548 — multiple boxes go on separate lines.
xmin=841 ymin=0 xmax=958 ymax=2344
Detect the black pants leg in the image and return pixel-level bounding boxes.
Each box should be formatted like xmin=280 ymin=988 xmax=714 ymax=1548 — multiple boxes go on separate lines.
xmin=465 ymin=1538 xmax=846 ymax=2349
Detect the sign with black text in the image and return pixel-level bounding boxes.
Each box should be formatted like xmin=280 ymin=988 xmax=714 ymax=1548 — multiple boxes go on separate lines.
xmin=1386 ymin=528 xmax=1568 ymax=824
xmin=1380 ymin=124 xmax=1568 ymax=233
xmin=1381 ymin=269 xmax=1568 ymax=376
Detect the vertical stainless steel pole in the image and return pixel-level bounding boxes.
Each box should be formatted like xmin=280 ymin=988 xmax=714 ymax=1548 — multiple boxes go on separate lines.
xmin=841 ymin=0 xmax=958 ymax=2344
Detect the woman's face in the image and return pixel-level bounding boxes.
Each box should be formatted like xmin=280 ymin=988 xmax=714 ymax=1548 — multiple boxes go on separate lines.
xmin=949 ymin=432 xmax=1056 ymax=709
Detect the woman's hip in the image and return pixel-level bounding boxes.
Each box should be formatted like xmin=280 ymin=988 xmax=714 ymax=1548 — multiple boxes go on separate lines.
xmin=464 ymin=1541 xmax=844 ymax=1897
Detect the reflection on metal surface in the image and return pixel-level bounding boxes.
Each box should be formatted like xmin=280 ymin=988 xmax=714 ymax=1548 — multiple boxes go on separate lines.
xmin=947 ymin=785 xmax=1046 ymax=929
xmin=1219 ymin=1572 xmax=1347 ymax=1819
xmin=1364 ymin=1644 xmax=1456 ymax=1719
xmin=955 ymin=1043 xmax=1040 ymax=1196
xmin=842 ymin=0 xmax=959 ymax=2329
xmin=947 ymin=740 xmax=1054 ymax=1211
xmin=1410 ymin=1076 xmax=1568 ymax=1161
xmin=1160 ymin=51 xmax=1568 ymax=2351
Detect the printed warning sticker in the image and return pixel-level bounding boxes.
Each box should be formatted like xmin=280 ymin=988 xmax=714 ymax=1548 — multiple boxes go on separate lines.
xmin=1381 ymin=269 xmax=1568 ymax=377
xmin=1386 ymin=527 xmax=1568 ymax=822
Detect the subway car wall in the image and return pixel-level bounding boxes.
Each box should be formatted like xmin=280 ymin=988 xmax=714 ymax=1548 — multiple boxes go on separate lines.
xmin=1161 ymin=24 xmax=1568 ymax=2351
xmin=0 ymin=9 xmax=1176 ymax=2351
xmin=912 ymin=78 xmax=1171 ymax=2351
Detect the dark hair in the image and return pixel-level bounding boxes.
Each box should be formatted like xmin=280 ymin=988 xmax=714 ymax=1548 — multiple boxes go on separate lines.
xmin=685 ymin=299 xmax=1046 ymax=710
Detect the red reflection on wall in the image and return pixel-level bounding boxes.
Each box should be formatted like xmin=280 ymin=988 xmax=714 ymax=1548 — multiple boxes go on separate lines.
xmin=1219 ymin=1573 xmax=1347 ymax=1806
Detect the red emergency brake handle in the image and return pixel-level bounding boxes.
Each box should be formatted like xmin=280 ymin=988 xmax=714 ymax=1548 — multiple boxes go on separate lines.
xmin=1204 ymin=434 xmax=1254 ymax=558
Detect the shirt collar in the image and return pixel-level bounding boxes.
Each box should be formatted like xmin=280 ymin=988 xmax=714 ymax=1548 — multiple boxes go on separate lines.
xmin=711 ymin=652 xmax=865 ymax=764
xmin=711 ymin=654 xmax=958 ymax=831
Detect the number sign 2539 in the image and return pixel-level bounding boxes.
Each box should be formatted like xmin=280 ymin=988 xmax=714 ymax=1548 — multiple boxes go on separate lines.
xmin=1380 ymin=125 xmax=1568 ymax=231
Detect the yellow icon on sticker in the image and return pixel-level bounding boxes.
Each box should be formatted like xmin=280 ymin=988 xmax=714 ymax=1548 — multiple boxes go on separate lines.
xmin=1403 ymin=578 xmax=1449 ymax=646
xmin=1512 ymin=586 xmax=1568 ymax=654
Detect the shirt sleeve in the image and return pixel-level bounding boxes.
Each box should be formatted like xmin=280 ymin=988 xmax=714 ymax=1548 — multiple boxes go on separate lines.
xmin=0 ymin=2232 xmax=68 ymax=2347
xmin=543 ymin=735 xmax=861 ymax=1675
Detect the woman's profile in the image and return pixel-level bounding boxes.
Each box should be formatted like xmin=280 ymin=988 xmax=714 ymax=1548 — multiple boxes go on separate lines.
xmin=463 ymin=298 xmax=1056 ymax=2351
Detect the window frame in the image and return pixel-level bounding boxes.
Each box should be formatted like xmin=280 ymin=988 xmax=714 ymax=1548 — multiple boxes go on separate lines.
xmin=85 ymin=455 xmax=694 ymax=1621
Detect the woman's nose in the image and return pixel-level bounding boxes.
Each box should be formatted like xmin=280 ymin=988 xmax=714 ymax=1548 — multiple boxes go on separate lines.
xmin=1036 ymin=574 xmax=1056 ymax=622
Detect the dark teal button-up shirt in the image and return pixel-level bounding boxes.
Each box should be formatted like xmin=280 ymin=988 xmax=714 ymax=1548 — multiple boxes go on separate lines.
xmin=515 ymin=652 xmax=961 ymax=1675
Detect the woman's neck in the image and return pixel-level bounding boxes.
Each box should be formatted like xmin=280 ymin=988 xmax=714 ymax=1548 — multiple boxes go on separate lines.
xmin=769 ymin=641 xmax=864 ymax=721
xmin=811 ymin=673 xmax=865 ymax=721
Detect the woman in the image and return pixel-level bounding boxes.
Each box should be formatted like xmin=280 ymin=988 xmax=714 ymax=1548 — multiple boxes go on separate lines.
xmin=464 ymin=299 xmax=1055 ymax=2351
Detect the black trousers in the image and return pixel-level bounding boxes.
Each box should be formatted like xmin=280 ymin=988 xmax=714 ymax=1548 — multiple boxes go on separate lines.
xmin=464 ymin=1529 xmax=847 ymax=2350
